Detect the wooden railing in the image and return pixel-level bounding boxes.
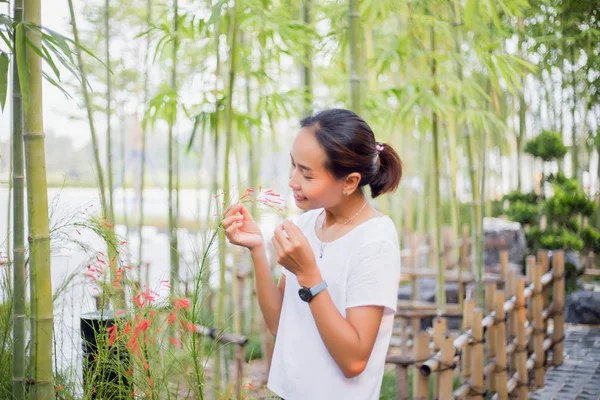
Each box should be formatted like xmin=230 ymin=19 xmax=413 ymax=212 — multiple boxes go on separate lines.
xmin=386 ymin=250 xmax=565 ymax=399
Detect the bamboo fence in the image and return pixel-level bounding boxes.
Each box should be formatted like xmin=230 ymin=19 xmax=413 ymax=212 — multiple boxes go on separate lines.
xmin=386 ymin=250 xmax=566 ymax=399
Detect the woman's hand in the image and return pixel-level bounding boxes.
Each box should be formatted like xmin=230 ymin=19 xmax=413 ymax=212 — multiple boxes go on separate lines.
xmin=272 ymin=220 xmax=321 ymax=287
xmin=222 ymin=203 xmax=264 ymax=250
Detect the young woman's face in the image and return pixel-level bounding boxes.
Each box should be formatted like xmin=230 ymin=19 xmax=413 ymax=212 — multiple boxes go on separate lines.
xmin=288 ymin=127 xmax=345 ymax=210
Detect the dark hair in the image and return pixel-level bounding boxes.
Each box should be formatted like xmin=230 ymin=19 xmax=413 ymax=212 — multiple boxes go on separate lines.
xmin=300 ymin=109 xmax=402 ymax=199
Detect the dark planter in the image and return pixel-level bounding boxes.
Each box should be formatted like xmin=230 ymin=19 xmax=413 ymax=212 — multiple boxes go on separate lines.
xmin=81 ymin=310 xmax=131 ymax=399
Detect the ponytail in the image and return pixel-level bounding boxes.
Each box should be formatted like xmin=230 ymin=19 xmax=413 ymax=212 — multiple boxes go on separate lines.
xmin=369 ymin=143 xmax=402 ymax=198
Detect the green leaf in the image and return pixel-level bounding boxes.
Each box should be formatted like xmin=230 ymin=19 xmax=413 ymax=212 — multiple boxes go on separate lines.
xmin=15 ymin=23 xmax=30 ymax=114
xmin=0 ymin=52 xmax=8 ymax=112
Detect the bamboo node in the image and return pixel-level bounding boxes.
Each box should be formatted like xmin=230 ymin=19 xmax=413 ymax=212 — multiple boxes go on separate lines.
xmin=513 ymin=345 xmax=527 ymax=354
xmin=494 ymin=315 xmax=508 ymax=324
xmin=465 ymin=382 xmax=487 ymax=397
xmin=494 ymin=365 xmax=508 ymax=373
xmin=552 ymin=335 xmax=566 ymax=345
xmin=532 ymin=326 xmax=546 ymax=335
xmin=433 ymin=356 xmax=457 ymax=372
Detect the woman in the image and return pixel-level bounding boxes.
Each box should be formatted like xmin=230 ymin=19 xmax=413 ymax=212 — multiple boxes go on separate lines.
xmin=223 ymin=109 xmax=403 ymax=399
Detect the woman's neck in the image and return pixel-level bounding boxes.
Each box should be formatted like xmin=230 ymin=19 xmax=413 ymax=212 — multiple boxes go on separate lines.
xmin=323 ymin=193 xmax=369 ymax=227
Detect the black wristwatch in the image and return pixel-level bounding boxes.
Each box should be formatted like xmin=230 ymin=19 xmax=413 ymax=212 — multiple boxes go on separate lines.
xmin=298 ymin=281 xmax=328 ymax=303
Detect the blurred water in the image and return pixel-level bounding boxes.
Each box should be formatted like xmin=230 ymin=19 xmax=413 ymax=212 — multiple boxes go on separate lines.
xmin=0 ymin=185 xmax=288 ymax=376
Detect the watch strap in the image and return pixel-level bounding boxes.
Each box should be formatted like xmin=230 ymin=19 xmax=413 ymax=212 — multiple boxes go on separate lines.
xmin=308 ymin=280 xmax=328 ymax=298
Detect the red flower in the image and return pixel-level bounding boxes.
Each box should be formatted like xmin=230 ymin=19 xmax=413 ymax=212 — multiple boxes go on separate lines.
xmin=107 ymin=325 xmax=118 ymax=347
xmin=187 ymin=322 xmax=196 ymax=333
xmin=173 ymin=298 xmax=190 ymax=310
xmin=146 ymin=376 xmax=153 ymax=387
xmin=168 ymin=312 xmax=176 ymax=325
xmin=169 ymin=337 xmax=180 ymax=345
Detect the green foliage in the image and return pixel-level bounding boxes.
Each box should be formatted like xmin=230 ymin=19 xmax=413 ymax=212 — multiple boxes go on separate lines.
xmin=502 ymin=191 xmax=539 ymax=205
xmin=506 ymin=201 xmax=539 ymax=226
xmin=524 ymin=130 xmax=568 ymax=162
xmin=530 ymin=228 xmax=584 ymax=251
xmin=244 ymin=335 xmax=263 ymax=362
xmin=581 ymin=226 xmax=600 ymax=253
xmin=543 ymin=185 xmax=595 ymax=223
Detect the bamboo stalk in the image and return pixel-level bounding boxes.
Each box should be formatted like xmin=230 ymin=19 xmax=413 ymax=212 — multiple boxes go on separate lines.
xmin=348 ymin=0 xmax=361 ymax=113
xmin=11 ymin=0 xmax=26 ymax=397
xmin=67 ymin=0 xmax=108 ymax=216
xmin=413 ymin=331 xmax=430 ymax=400
xmin=24 ymin=0 xmax=54 ymax=397
xmin=515 ymin=276 xmax=528 ymax=399
xmin=216 ymin=1 xmax=239 ymax=393
xmin=105 ymin=0 xmax=114 ymax=222
xmin=552 ymin=251 xmax=565 ymax=366
xmin=494 ymin=290 xmax=508 ymax=400
xmin=168 ymin=0 xmax=180 ymax=293
xmin=137 ymin=0 xmax=152 ymax=274
xmin=301 ymin=0 xmax=312 ymax=115
xmin=507 ymin=269 xmax=517 ymax=373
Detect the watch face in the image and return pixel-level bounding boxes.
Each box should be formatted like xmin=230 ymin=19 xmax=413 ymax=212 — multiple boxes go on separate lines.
xmin=298 ymin=288 xmax=312 ymax=302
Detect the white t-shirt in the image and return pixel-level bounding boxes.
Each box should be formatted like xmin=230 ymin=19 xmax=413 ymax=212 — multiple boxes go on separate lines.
xmin=268 ymin=208 xmax=401 ymax=400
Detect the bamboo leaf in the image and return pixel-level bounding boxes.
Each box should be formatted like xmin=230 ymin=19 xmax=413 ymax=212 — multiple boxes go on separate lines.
xmin=25 ymin=36 xmax=60 ymax=80
xmin=42 ymin=71 xmax=72 ymax=100
xmin=0 ymin=52 xmax=8 ymax=111
xmin=15 ymin=23 xmax=29 ymax=114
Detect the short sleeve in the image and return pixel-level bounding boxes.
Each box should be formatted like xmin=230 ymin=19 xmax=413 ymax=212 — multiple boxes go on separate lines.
xmin=346 ymin=239 xmax=401 ymax=314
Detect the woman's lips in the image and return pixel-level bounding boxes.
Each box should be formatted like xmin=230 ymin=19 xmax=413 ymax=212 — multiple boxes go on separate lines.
xmin=293 ymin=193 xmax=307 ymax=201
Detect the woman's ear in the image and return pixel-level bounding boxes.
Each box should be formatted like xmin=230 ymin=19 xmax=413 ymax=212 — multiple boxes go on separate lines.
xmin=343 ymin=172 xmax=362 ymax=195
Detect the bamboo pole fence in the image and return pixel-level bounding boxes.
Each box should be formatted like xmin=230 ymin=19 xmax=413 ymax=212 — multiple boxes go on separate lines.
xmin=385 ymin=250 xmax=566 ymax=399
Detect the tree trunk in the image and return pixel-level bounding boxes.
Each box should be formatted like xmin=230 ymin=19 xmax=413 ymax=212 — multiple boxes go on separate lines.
xmin=11 ymin=1 xmax=26 ymax=398
xmin=348 ymin=0 xmax=361 ymax=113
xmin=23 ymin=0 xmax=54 ymax=397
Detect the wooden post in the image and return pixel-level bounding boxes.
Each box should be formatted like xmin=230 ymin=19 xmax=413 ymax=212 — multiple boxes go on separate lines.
xmin=526 ymin=256 xmax=535 ymax=355
xmin=538 ymin=250 xmax=549 ymax=332
xmin=438 ymin=334 xmax=455 ymax=400
xmin=485 ymin=283 xmax=496 ymax=393
xmin=411 ymin=273 xmax=420 ymax=333
xmin=552 ymin=250 xmax=565 ymax=366
xmin=235 ymin=273 xmax=246 ymax=399
xmin=397 ymin=365 xmax=408 ymax=400
xmin=531 ymin=258 xmax=545 ymax=388
xmin=461 ymin=299 xmax=475 ymax=382
xmin=494 ymin=291 xmax=508 ymax=400
xmin=507 ymin=270 xmax=517 ymax=373
xmin=589 ymin=251 xmax=596 ymax=270
xmin=433 ymin=317 xmax=447 ymax=398
xmin=516 ymin=276 xmax=528 ymax=399
xmin=499 ymin=249 xmax=508 ymax=290
xmin=413 ymin=331 xmax=430 ymax=400
xmin=471 ymin=308 xmax=484 ymax=400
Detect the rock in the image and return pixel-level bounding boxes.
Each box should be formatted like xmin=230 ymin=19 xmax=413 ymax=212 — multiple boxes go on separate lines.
xmin=397 ymin=278 xmax=460 ymax=304
xmin=565 ymin=250 xmax=583 ymax=272
xmin=564 ymin=291 xmax=600 ymax=325
xmin=483 ymin=217 xmax=527 ymax=267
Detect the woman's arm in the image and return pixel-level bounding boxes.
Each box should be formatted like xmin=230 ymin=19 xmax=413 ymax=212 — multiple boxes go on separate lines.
xmin=250 ymin=244 xmax=286 ymax=336
xmin=299 ymin=273 xmax=384 ymax=379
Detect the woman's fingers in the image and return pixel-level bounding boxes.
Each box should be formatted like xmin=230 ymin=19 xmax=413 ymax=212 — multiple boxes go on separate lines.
xmin=224 ymin=203 xmax=242 ymax=218
xmin=222 ymin=214 xmax=243 ymax=228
